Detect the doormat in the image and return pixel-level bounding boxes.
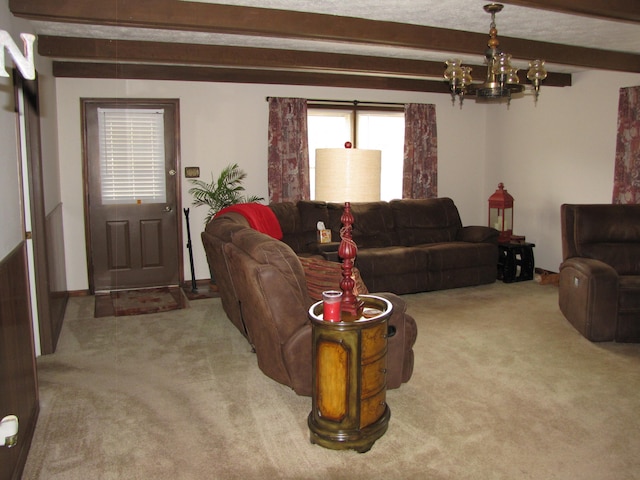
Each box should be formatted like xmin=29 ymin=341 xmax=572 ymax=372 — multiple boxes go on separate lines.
xmin=94 ymin=287 xmax=184 ymax=318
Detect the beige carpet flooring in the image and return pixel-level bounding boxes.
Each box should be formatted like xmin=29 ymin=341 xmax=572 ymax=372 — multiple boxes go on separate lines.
xmin=23 ymin=282 xmax=640 ymax=479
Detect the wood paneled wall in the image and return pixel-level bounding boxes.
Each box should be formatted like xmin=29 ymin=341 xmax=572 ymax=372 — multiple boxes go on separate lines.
xmin=0 ymin=243 xmax=39 ymax=480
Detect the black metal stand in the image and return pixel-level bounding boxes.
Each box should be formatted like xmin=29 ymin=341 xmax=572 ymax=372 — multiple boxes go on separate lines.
xmin=183 ymin=208 xmax=198 ymax=293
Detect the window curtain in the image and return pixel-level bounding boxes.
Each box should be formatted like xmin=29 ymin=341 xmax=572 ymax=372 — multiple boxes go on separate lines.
xmin=267 ymin=97 xmax=310 ymax=203
xmin=612 ymin=86 xmax=640 ymax=204
xmin=403 ymin=103 xmax=438 ymax=199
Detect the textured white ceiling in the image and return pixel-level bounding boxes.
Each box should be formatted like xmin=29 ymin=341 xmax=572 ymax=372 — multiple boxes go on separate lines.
xmin=32 ymin=0 xmax=640 ymax=74
xmin=185 ymin=0 xmax=640 ymax=52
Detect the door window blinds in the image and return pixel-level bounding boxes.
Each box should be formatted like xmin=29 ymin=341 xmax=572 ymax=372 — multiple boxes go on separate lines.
xmin=98 ymin=108 xmax=167 ymax=204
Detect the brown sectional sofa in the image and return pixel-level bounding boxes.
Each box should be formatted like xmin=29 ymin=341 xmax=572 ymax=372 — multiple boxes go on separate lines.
xmin=559 ymin=204 xmax=640 ymax=342
xmin=201 ymin=197 xmax=498 ymax=395
xmin=202 ymin=211 xmax=417 ymax=396
xmin=270 ymin=198 xmax=499 ymax=294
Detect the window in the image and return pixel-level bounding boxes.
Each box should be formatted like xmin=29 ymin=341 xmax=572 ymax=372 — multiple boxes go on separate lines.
xmin=308 ymin=107 xmax=404 ymax=201
xmin=97 ymin=108 xmax=167 ymax=204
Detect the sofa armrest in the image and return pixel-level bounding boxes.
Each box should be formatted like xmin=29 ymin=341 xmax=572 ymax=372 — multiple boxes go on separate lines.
xmin=457 ymin=225 xmax=499 ymax=244
xmin=559 ymin=257 xmax=619 ymax=341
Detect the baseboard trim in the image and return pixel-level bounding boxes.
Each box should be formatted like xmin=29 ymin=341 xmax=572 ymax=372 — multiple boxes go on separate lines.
xmin=68 ymin=279 xmax=215 ymax=298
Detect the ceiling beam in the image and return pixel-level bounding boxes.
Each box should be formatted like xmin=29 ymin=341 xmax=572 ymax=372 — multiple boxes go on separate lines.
xmin=501 ymin=0 xmax=640 ymax=24
xmin=11 ymin=0 xmax=640 ymax=73
xmin=37 ymin=36 xmax=572 ymax=87
xmin=52 ymin=61 xmax=456 ymax=94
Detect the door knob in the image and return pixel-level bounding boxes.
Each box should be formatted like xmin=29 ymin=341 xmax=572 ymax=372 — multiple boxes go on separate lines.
xmin=168 ymin=169 xmax=176 ymax=176
xmin=164 ymin=205 xmax=173 ymax=212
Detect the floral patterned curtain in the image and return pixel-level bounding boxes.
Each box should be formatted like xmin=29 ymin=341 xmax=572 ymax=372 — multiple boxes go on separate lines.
xmin=267 ymin=97 xmax=310 ymax=203
xmin=403 ymin=103 xmax=438 ymax=199
xmin=612 ymin=86 xmax=640 ymax=204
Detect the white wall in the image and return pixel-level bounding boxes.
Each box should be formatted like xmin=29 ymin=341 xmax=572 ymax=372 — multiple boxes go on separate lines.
xmin=56 ymin=80 xmax=486 ymax=290
xmin=56 ymin=70 xmax=640 ymax=290
xmin=0 ymin=7 xmax=25 ymax=258
xmin=487 ymin=70 xmax=640 ymax=271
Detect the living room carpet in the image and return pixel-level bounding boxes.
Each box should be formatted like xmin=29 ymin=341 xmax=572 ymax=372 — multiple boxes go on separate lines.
xmin=94 ymin=287 xmax=184 ymax=318
xmin=24 ymin=282 xmax=640 ymax=479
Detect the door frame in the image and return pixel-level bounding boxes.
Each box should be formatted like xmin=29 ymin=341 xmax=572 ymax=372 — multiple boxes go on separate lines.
xmin=81 ymin=98 xmax=183 ymax=294
xmin=14 ymin=70 xmax=67 ymax=355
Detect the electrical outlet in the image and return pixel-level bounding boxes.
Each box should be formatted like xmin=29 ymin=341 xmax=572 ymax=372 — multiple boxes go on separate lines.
xmin=0 ymin=415 xmax=18 ymax=448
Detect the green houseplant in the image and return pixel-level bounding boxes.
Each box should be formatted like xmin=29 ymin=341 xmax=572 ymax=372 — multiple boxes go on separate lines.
xmin=188 ymin=163 xmax=264 ymax=225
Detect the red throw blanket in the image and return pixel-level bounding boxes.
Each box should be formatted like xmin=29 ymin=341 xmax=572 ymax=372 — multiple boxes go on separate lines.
xmin=215 ymin=203 xmax=283 ymax=240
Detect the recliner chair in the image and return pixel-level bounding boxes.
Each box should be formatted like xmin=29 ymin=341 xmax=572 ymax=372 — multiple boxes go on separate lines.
xmin=559 ymin=203 xmax=640 ymax=342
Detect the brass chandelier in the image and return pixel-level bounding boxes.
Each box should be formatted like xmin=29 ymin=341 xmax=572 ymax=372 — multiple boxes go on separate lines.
xmin=444 ymin=3 xmax=547 ymax=106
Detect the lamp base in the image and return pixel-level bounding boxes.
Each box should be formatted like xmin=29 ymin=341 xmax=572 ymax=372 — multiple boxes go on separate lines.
xmin=338 ymin=202 xmax=364 ymax=320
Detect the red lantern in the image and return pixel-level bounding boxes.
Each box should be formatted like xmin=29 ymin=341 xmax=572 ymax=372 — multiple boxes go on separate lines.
xmin=488 ymin=183 xmax=514 ymax=243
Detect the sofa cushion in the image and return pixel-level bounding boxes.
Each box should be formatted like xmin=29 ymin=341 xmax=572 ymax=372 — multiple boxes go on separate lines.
xmin=618 ymin=276 xmax=640 ymax=312
xmin=298 ymin=256 xmax=368 ymax=301
xmin=229 ymin=227 xmax=309 ymax=305
xmin=268 ymin=202 xmax=300 ymax=235
xmin=420 ymin=242 xmax=498 ymax=270
xmin=578 ymin=244 xmax=640 ymax=275
xmin=297 ymin=200 xmax=330 ymax=232
xmin=327 ymin=201 xmax=397 ymax=248
xmin=390 ymin=198 xmax=462 ymax=246
xmin=269 ymin=200 xmax=330 ymax=254
xmin=356 ymin=246 xmax=429 ymax=276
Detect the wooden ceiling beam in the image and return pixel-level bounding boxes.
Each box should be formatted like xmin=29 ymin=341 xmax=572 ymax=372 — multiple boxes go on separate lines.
xmin=51 ymin=61 xmax=454 ymax=94
xmin=501 ymin=0 xmax=640 ymax=24
xmin=11 ymin=0 xmax=640 ymax=73
xmin=51 ymin=59 xmax=570 ymax=93
xmin=37 ymin=36 xmax=572 ymax=87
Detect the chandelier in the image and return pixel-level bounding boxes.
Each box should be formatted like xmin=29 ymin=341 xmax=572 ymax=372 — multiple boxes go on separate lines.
xmin=444 ymin=3 xmax=547 ymax=106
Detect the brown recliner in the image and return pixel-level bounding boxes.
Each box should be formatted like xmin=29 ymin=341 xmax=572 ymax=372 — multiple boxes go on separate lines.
xmin=202 ymin=213 xmax=417 ymax=396
xmin=559 ymin=204 xmax=640 ymax=342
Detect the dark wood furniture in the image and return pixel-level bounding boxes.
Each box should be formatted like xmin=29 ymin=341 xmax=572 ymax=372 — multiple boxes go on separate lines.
xmin=498 ymin=241 xmax=535 ymax=283
xmin=316 ymin=242 xmax=341 ymax=262
xmin=307 ymin=295 xmax=392 ymax=453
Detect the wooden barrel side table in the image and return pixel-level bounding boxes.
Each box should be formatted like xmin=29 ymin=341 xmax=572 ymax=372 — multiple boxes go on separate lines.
xmin=307 ymin=295 xmax=392 ymax=453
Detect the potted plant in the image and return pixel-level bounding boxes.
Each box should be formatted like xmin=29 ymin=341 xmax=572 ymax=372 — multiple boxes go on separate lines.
xmin=188 ymin=163 xmax=264 ymax=287
xmin=188 ymin=163 xmax=264 ymax=225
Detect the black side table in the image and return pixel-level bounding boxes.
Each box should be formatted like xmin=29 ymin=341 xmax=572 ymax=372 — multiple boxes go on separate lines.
xmin=316 ymin=242 xmax=341 ymax=262
xmin=498 ymin=242 xmax=535 ymax=283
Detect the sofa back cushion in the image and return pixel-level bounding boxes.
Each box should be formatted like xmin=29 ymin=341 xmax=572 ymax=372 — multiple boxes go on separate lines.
xmin=327 ymin=201 xmax=397 ymax=248
xmin=205 ymin=211 xmax=250 ymax=240
xmin=562 ymin=204 xmax=640 ymax=274
xmin=390 ymin=198 xmax=462 ymax=246
xmin=269 ymin=201 xmax=329 ymax=254
xmin=230 ymin=227 xmax=310 ymax=312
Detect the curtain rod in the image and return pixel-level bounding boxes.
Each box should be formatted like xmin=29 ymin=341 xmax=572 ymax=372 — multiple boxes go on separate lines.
xmin=265 ymin=97 xmax=405 ymax=108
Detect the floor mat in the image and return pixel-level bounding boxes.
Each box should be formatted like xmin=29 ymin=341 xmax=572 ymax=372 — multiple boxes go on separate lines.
xmin=94 ymin=287 xmax=184 ymax=318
